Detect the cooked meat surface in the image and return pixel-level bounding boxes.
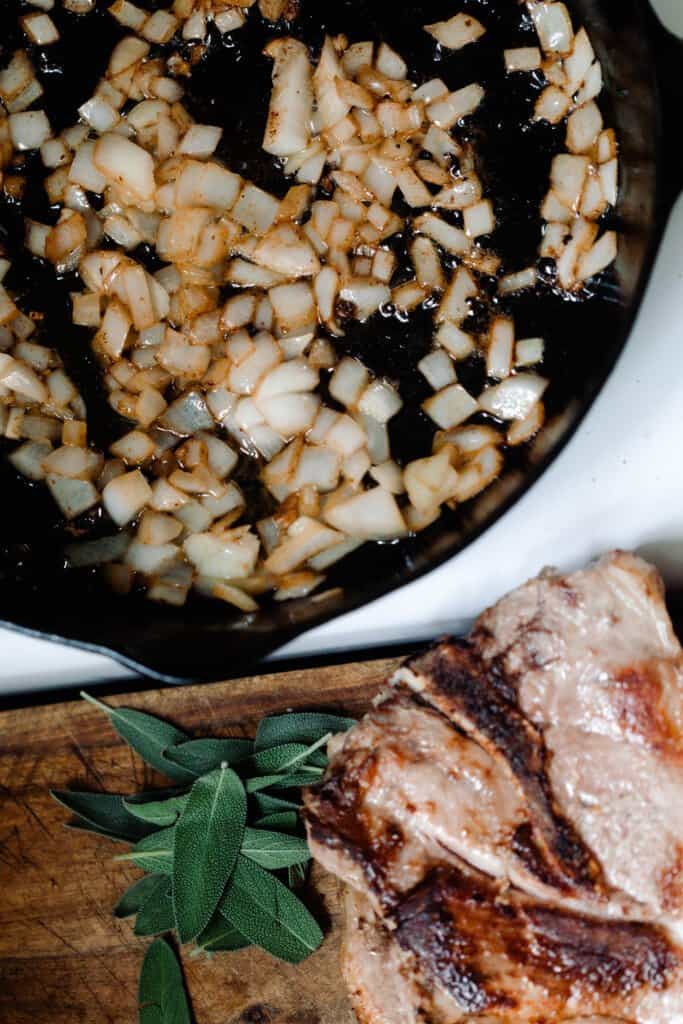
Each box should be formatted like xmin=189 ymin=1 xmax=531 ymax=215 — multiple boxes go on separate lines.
xmin=303 ymin=552 xmax=683 ymax=1022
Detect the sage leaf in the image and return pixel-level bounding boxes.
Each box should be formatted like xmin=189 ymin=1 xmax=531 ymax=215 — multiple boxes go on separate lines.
xmin=165 ymin=739 xmax=253 ymax=777
xmin=240 ymin=827 xmax=310 ymax=870
xmin=248 ymin=744 xmax=313 ymax=774
xmin=117 ymin=826 xmax=176 ymax=875
xmin=52 ymin=790 xmax=155 ymax=842
xmin=249 ymin=736 xmax=331 ymax=777
xmin=125 ymin=794 xmax=189 ymax=828
xmin=252 ymin=793 xmax=300 ymax=816
xmin=255 ymin=712 xmax=354 ymax=752
xmin=81 ymin=692 xmax=194 ymax=785
xmin=135 ymin=879 xmax=176 ymax=937
xmin=254 ymin=811 xmax=299 ymax=832
xmin=245 ymin=768 xmax=321 ymax=794
xmin=288 ymin=862 xmax=308 ymax=889
xmin=219 ymin=856 xmax=323 ymax=964
xmin=65 ymin=817 xmax=133 ymax=843
xmin=194 ymin=915 xmax=250 ymax=954
xmin=173 ymin=765 xmax=246 ymax=943
xmin=138 ymin=937 xmax=191 ymax=1024
xmin=114 ymin=874 xmax=167 ymax=919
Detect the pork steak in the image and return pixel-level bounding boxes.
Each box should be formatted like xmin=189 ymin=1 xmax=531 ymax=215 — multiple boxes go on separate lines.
xmin=304 ymin=552 xmax=683 ymax=1023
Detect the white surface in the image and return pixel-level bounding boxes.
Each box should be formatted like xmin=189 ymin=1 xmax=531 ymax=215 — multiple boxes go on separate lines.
xmin=655 ymin=0 xmax=683 ymax=36
xmin=1 ymin=3 xmax=681 ymax=697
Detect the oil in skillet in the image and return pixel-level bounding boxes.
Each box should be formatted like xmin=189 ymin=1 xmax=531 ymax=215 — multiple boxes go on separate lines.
xmin=0 ymin=0 xmax=622 ymax=593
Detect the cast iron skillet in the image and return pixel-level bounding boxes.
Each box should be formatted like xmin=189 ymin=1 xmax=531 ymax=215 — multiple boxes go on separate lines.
xmin=0 ymin=0 xmax=681 ymax=682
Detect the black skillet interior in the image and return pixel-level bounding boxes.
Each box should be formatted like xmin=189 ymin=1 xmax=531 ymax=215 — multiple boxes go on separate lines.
xmin=0 ymin=0 xmax=680 ymax=682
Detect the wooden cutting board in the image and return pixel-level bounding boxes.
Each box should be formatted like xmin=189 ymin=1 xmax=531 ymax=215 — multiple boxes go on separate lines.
xmin=0 ymin=656 xmax=402 ymax=1024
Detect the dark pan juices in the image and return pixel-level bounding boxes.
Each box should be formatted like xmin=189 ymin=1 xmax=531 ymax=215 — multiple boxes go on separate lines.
xmin=0 ymin=0 xmax=661 ymax=681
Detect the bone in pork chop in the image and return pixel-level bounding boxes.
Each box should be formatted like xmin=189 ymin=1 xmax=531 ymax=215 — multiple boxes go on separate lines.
xmin=303 ymin=552 xmax=683 ymax=1022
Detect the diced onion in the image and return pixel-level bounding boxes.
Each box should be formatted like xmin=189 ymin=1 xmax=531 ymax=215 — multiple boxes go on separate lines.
xmin=9 ymin=110 xmax=52 ymax=151
xmin=423 ymin=383 xmax=478 ymax=429
xmin=418 ymin=350 xmax=456 ymax=390
xmin=21 ymin=12 xmax=60 ymax=45
xmin=263 ymin=38 xmax=313 ymax=157
xmin=324 ymin=487 xmax=406 ymax=540
xmin=103 ymin=469 xmax=152 ymax=525
xmin=424 ymin=13 xmax=486 ymax=50
xmin=504 ymin=47 xmax=542 ymax=72
xmin=478 ymin=373 xmax=548 ymax=421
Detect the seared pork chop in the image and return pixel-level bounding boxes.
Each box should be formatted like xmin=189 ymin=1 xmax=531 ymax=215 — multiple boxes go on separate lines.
xmin=304 ymin=553 xmax=683 ymax=1022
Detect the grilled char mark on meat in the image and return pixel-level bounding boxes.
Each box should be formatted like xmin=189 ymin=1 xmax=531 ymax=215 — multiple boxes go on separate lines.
xmin=392 ymin=862 xmax=680 ymax=1021
xmin=304 ymin=554 xmax=683 ymax=1022
xmin=393 ymin=640 xmax=606 ymax=897
xmin=305 ymin=745 xmax=431 ymax=909
xmin=468 ymin=551 xmax=683 ymax=918
xmin=342 ymin=888 xmax=428 ymax=1024
xmin=304 ymin=692 xmax=597 ymax=910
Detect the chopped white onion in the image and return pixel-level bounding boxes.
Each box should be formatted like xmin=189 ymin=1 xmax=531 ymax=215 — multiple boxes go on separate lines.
xmin=9 ymin=110 xmax=52 ymax=151
xmin=415 ymin=213 xmax=470 ymax=256
xmin=263 ymin=38 xmax=313 ymax=157
xmin=324 ymin=487 xmax=406 ymax=540
xmin=551 ymin=154 xmax=590 ymax=210
xmin=577 ymin=231 xmax=617 ymax=281
xmin=178 ymin=124 xmax=222 ymax=159
xmin=504 ymin=47 xmax=542 ymax=72
xmin=566 ymin=101 xmax=603 ymax=155
xmin=424 ymin=13 xmax=485 ymax=51
xmin=94 ymin=133 xmax=156 ymax=202
xmin=530 ymin=2 xmax=574 ymax=55
xmin=515 ymin=337 xmax=545 ymax=367
xmin=47 ymin=475 xmax=99 ymax=519
xmin=463 ymin=199 xmax=495 ymax=239
xmin=418 ymin=350 xmax=456 ymax=390
xmin=423 ymin=383 xmax=478 ymax=429
xmin=478 ymin=373 xmax=548 ymax=420
xmin=435 ymin=322 xmax=475 ymax=360
xmin=404 ymin=449 xmax=459 ymax=512
xmin=427 ymin=84 xmax=484 ymax=130
xmin=184 ymin=527 xmax=259 ymax=580
xmin=498 ymin=267 xmax=538 ymax=296
xmin=102 ymin=469 xmax=152 ymax=526
xmin=436 ymin=267 xmax=478 ymax=325
xmin=534 ymin=86 xmax=571 ymax=125
xmin=21 ymin=12 xmax=59 ymax=45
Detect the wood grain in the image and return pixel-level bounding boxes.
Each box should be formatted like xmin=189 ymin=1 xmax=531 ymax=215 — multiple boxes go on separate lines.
xmin=0 ymin=656 xmax=401 ymax=1024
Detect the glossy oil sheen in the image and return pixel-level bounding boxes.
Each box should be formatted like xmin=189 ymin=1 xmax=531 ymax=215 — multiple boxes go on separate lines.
xmin=0 ymin=0 xmax=676 ymax=680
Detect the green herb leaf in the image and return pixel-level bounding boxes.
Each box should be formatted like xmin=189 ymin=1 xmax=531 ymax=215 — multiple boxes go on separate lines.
xmin=81 ymin=692 xmax=194 ymax=785
xmin=138 ymin=937 xmax=191 ymax=1024
xmin=135 ymin=879 xmax=176 ymax=937
xmin=51 ymin=790 xmax=155 ymax=842
xmin=245 ymin=768 xmax=322 ymax=794
xmin=219 ymin=856 xmax=323 ymax=964
xmin=173 ymin=765 xmax=246 ymax=943
xmin=255 ymin=712 xmax=355 ymax=752
xmin=248 ymin=744 xmax=314 ymax=774
xmin=248 ymin=735 xmax=332 ymax=779
xmin=193 ymin=915 xmax=250 ymax=954
xmin=117 ymin=826 xmax=176 ymax=875
xmin=125 ymin=794 xmax=189 ymax=828
xmin=164 ymin=739 xmax=253 ymax=777
xmin=252 ymin=793 xmax=300 ymax=816
xmin=241 ymin=827 xmax=310 ymax=870
xmin=288 ymin=862 xmax=308 ymax=890
xmin=254 ymin=811 xmax=299 ymax=832
xmin=114 ymin=874 xmax=168 ymax=919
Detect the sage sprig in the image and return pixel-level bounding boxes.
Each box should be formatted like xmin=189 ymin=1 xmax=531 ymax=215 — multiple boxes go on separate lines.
xmin=173 ymin=765 xmax=246 ymax=943
xmin=53 ymin=692 xmax=354 ymax=981
xmin=138 ymin=938 xmax=191 ymax=1024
